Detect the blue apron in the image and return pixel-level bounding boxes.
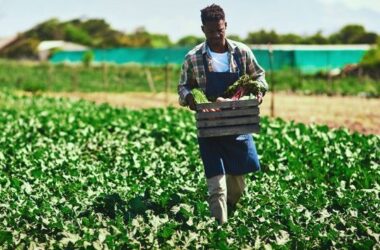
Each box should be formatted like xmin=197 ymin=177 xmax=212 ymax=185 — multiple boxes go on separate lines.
xmin=198 ymin=52 xmax=261 ymax=179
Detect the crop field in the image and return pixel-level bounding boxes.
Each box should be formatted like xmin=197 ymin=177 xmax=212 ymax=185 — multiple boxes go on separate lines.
xmin=0 ymin=60 xmax=379 ymax=97
xmin=0 ymin=91 xmax=379 ymax=249
xmin=35 ymin=91 xmax=380 ymax=135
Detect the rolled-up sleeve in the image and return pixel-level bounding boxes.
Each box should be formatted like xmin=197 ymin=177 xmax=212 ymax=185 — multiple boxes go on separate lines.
xmin=178 ymin=57 xmax=192 ymax=106
xmin=246 ymin=47 xmax=269 ymax=94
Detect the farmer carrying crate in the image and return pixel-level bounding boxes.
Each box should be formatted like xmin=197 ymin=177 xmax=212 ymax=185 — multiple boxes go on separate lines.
xmin=177 ymin=4 xmax=269 ymax=224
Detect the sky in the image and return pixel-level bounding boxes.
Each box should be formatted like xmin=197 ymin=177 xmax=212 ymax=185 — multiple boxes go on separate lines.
xmin=0 ymin=0 xmax=380 ymax=42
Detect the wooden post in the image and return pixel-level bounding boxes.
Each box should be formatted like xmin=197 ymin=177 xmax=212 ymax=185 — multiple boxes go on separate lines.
xmin=145 ymin=68 xmax=156 ymax=93
xmin=164 ymin=63 xmax=170 ymax=105
xmin=268 ymin=44 xmax=275 ymax=117
xmin=358 ymin=67 xmax=363 ymax=83
xmin=47 ymin=63 xmax=53 ymax=91
xmin=297 ymin=68 xmax=302 ymax=88
xmin=102 ymin=63 xmax=109 ymax=89
xmin=326 ymin=51 xmax=331 ymax=92
xmin=71 ymin=66 xmax=78 ymax=91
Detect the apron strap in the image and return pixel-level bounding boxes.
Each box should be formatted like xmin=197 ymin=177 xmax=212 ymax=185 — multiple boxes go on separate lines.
xmin=232 ymin=52 xmax=243 ymax=77
xmin=203 ymin=53 xmax=210 ymax=74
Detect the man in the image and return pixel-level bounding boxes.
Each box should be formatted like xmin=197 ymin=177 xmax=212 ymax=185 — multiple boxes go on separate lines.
xmin=177 ymin=4 xmax=268 ymax=224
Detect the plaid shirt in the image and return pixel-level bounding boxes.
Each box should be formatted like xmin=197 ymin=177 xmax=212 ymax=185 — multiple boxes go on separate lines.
xmin=178 ymin=39 xmax=268 ymax=106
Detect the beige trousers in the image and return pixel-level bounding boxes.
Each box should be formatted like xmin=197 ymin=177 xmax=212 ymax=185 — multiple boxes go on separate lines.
xmin=206 ymin=174 xmax=246 ymax=224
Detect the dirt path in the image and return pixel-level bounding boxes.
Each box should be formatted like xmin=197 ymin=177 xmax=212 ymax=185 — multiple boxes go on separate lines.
xmin=37 ymin=91 xmax=380 ymax=135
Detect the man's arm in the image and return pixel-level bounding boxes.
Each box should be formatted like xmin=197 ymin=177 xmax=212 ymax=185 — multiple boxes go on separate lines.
xmin=245 ymin=46 xmax=269 ymax=96
xmin=178 ymin=57 xmax=196 ymax=110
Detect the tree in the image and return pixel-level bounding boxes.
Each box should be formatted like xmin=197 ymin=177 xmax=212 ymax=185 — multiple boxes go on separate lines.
xmin=303 ymin=31 xmax=329 ymax=44
xmin=357 ymin=32 xmax=378 ymax=44
xmin=280 ymin=33 xmax=303 ymax=44
xmin=329 ymin=24 xmax=375 ymax=44
xmin=0 ymin=38 xmax=40 ymax=59
xmin=79 ymin=19 xmax=111 ymax=36
xmin=245 ymin=30 xmax=280 ymax=44
xmin=122 ymin=28 xmax=152 ymax=47
xmin=150 ymin=34 xmax=172 ymax=48
xmin=227 ymin=35 xmax=244 ymax=42
xmin=340 ymin=24 xmax=365 ymax=43
xmin=25 ymin=18 xmax=65 ymax=40
xmin=64 ymin=24 xmax=92 ymax=46
xmin=176 ymin=35 xmax=204 ymax=47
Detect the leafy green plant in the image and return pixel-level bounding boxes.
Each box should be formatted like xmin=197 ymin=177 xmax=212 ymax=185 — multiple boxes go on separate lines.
xmin=191 ymin=88 xmax=209 ymax=103
xmin=0 ymin=91 xmax=378 ymax=249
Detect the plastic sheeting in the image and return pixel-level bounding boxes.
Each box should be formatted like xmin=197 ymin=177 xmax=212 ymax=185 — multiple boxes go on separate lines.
xmin=50 ymin=47 xmax=368 ymax=73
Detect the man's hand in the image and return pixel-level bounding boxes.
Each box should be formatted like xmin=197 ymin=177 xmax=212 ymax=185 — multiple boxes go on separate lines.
xmin=201 ymin=108 xmax=218 ymax=112
xmin=256 ymin=92 xmax=263 ymax=105
xmin=186 ymin=93 xmax=197 ymax=111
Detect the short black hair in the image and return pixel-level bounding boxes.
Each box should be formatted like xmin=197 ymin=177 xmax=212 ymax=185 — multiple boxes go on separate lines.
xmin=200 ymin=4 xmax=225 ymax=25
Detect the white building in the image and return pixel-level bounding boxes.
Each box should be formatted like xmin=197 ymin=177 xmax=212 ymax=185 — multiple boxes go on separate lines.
xmin=37 ymin=40 xmax=88 ymax=61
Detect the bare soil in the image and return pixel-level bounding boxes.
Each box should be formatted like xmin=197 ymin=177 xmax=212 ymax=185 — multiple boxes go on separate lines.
xmin=28 ymin=91 xmax=380 ymax=135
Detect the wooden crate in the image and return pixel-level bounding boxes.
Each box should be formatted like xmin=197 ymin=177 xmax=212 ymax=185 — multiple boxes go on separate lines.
xmin=195 ymin=99 xmax=260 ymax=137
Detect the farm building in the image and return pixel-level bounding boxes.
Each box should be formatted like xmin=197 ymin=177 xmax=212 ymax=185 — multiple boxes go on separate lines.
xmin=0 ymin=37 xmax=88 ymax=60
xmin=37 ymin=40 xmax=88 ymax=61
xmin=50 ymin=44 xmax=373 ymax=73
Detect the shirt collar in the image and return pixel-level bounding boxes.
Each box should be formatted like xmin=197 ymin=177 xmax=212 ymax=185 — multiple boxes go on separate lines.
xmin=201 ymin=38 xmax=236 ymax=55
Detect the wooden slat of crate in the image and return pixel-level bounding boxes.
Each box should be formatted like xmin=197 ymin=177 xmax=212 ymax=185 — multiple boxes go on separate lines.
xmin=196 ymin=99 xmax=259 ymax=111
xmin=196 ymin=107 xmax=259 ymax=120
xmin=198 ymin=124 xmax=260 ymax=137
xmin=197 ymin=115 xmax=260 ymax=128
xmin=195 ymin=99 xmax=261 ymax=137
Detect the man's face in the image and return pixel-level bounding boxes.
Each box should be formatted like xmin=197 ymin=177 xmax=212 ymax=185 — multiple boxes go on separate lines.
xmin=202 ymin=19 xmax=227 ymax=49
